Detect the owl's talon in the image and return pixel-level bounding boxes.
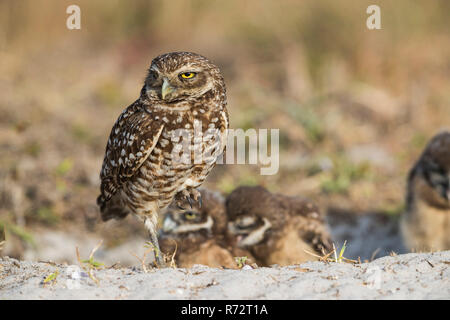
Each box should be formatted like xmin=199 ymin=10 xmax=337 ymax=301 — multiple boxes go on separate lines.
xmin=175 ymin=188 xmax=202 ymax=209
xmin=186 ymin=196 xmax=193 ymax=209
xmin=198 ymin=195 xmax=203 ymax=208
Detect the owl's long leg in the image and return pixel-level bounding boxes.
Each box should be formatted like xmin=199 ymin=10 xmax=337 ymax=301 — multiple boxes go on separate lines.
xmin=144 ymin=216 xmax=166 ymax=268
xmin=175 ymin=188 xmax=202 ymax=209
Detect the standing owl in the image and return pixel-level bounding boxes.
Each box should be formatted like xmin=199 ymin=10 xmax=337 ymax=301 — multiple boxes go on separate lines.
xmin=226 ymin=186 xmax=333 ymax=266
xmin=401 ymin=130 xmax=450 ymax=252
xmin=97 ymin=52 xmax=229 ymax=267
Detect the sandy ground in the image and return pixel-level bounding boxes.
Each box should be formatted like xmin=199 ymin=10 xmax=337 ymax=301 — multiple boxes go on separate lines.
xmin=1 ymin=251 xmax=449 ymax=300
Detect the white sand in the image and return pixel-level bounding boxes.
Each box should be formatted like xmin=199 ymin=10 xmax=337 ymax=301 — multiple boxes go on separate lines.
xmin=1 ymin=251 xmax=449 ymax=300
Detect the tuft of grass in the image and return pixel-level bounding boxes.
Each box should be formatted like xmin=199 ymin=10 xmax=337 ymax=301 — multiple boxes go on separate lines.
xmin=286 ymin=103 xmax=326 ymax=144
xmin=320 ymin=156 xmax=372 ymax=194
xmin=144 ymin=241 xmax=162 ymax=266
xmin=217 ymin=172 xmax=260 ymax=194
xmin=0 ymin=219 xmax=35 ymax=247
xmin=95 ymin=80 xmax=123 ymax=106
xmin=380 ymin=203 xmax=405 ymax=217
xmin=71 ymin=123 xmax=92 ymax=144
xmin=410 ymin=132 xmax=428 ymax=149
xmin=304 ymin=240 xmax=358 ymax=264
xmin=234 ymin=256 xmax=248 ymax=269
xmin=130 ymin=248 xmax=154 ymax=273
xmin=166 ymin=240 xmax=178 ymax=269
xmin=130 ymin=242 xmax=159 ymax=272
xmin=55 ymin=158 xmax=74 ymax=176
xmin=42 ymin=270 xmax=59 ymax=286
xmin=335 ymin=241 xmax=347 ymax=263
xmin=76 ymin=240 xmax=104 ymax=285
xmin=36 ymin=206 xmax=60 ymax=225
xmin=23 ymin=141 xmax=41 ymax=157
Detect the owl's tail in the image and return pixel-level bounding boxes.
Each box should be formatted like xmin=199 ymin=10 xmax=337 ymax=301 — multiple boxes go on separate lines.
xmin=96 ymin=193 xmax=130 ymax=221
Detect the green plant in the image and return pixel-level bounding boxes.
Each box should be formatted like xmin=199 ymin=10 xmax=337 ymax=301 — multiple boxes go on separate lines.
xmin=320 ymin=156 xmax=372 ymax=194
xmin=234 ymin=256 xmax=248 ymax=269
xmin=76 ymin=240 xmax=104 ymax=285
xmin=304 ymin=241 xmax=358 ymax=264
xmin=43 ymin=270 xmax=59 ymax=286
xmin=55 ymin=158 xmax=74 ymax=176
xmin=0 ymin=219 xmax=35 ymax=247
xmin=36 ymin=206 xmax=60 ymax=225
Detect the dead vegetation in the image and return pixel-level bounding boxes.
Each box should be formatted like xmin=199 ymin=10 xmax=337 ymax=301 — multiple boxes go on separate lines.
xmin=0 ymin=226 xmax=5 ymax=253
xmin=76 ymin=240 xmax=105 ymax=284
xmin=304 ymin=241 xmax=359 ymax=265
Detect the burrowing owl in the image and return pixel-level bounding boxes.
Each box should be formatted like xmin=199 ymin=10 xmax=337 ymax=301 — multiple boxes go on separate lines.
xmin=97 ymin=52 xmax=228 ymax=266
xmin=226 ymin=186 xmax=333 ymax=266
xmin=159 ymin=189 xmax=254 ymax=268
xmin=401 ymin=130 xmax=450 ymax=252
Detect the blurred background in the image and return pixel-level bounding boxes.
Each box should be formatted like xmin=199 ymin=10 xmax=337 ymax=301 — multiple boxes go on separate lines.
xmin=0 ymin=0 xmax=449 ymax=264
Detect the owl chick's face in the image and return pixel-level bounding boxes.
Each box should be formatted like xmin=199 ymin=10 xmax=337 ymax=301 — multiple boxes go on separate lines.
xmin=409 ymin=131 xmax=450 ymax=208
xmin=412 ymin=163 xmax=450 ymax=209
xmin=161 ymin=208 xmax=214 ymax=239
xmin=145 ymin=52 xmax=220 ymax=103
xmin=227 ymin=215 xmax=272 ymax=248
xmin=422 ymin=165 xmax=450 ymax=202
xmin=226 ymin=186 xmax=278 ymax=249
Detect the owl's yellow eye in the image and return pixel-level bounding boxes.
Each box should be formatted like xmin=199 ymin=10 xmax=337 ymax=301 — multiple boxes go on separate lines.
xmin=184 ymin=212 xmax=197 ymax=220
xmin=179 ymin=72 xmax=196 ymax=79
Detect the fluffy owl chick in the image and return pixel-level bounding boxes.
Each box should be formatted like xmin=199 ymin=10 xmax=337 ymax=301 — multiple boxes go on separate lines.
xmin=97 ymin=52 xmax=229 ymax=267
xmin=401 ymin=130 xmax=450 ymax=252
xmin=159 ymin=189 xmax=244 ymax=268
xmin=226 ymin=186 xmax=333 ymax=266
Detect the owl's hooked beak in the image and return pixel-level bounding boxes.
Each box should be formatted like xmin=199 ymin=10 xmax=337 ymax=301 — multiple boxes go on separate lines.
xmin=161 ymin=78 xmax=175 ymax=100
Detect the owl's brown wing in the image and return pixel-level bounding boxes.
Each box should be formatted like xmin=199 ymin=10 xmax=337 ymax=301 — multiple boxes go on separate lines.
xmin=99 ymin=102 xmax=164 ymax=203
xmin=301 ymin=218 xmax=334 ymax=255
xmin=281 ymin=196 xmax=334 ymax=254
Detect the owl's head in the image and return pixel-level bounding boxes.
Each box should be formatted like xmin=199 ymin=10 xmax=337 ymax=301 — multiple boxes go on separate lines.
xmin=144 ymin=52 xmax=225 ymax=103
xmin=159 ymin=189 xmax=227 ymax=243
xmin=226 ymin=186 xmax=280 ymax=248
xmin=407 ymin=130 xmax=450 ymax=209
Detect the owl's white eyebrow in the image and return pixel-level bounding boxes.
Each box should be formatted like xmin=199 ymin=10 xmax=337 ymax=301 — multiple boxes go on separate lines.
xmin=176 ymin=66 xmax=203 ymax=73
xmin=171 ymin=215 xmax=214 ymax=234
xmin=238 ymin=218 xmax=272 ymax=247
xmin=150 ymin=66 xmax=160 ymax=72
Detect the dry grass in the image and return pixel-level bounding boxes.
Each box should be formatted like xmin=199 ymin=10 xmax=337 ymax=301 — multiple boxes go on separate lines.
xmin=129 ymin=248 xmax=155 ymax=273
xmin=305 ymin=241 xmax=359 ymax=264
xmin=76 ymin=240 xmax=105 ymax=284
xmin=0 ymin=225 xmax=5 ymax=252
